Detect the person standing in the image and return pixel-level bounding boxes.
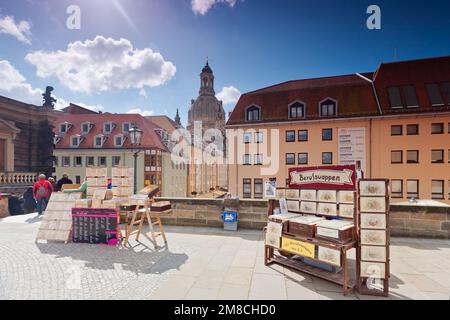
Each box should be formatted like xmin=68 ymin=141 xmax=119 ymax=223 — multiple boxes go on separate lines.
xmin=32 ymin=174 xmax=54 ymax=216
xmin=48 ymin=177 xmax=57 ymax=196
xmin=56 ymin=173 xmax=73 ymax=191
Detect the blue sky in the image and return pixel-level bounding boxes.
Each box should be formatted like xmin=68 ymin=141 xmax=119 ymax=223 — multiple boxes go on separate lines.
xmin=1 ymin=0 xmax=450 ymax=125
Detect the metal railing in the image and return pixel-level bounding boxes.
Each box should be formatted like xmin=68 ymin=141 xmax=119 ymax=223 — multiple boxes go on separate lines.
xmin=0 ymin=172 xmax=38 ymax=185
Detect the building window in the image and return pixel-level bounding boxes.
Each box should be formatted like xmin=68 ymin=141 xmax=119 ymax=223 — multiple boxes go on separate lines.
xmin=255 ymin=132 xmax=263 ymax=143
xmin=86 ymin=157 xmax=95 ymax=167
xmin=298 ymin=130 xmax=308 ymax=141
xmin=62 ymin=157 xmax=70 ymax=167
xmin=426 ymin=83 xmax=444 ymax=106
xmin=243 ymin=154 xmax=251 ymax=165
xmin=391 ymin=150 xmax=403 ymax=164
xmin=243 ymin=132 xmax=252 ymax=144
xmin=322 ymin=152 xmax=333 ymax=165
xmin=114 ymin=135 xmax=125 ymax=147
xmin=112 ymin=156 xmax=121 ymax=167
xmin=407 ymin=180 xmax=419 ymax=199
xmin=403 ymin=86 xmax=419 ymax=107
xmin=71 ymin=136 xmax=81 ymax=148
xmin=431 ymin=150 xmax=444 ymax=163
xmin=406 ymin=150 xmax=419 ymax=164
xmin=243 ymin=179 xmax=252 ymax=198
xmin=254 ymin=154 xmax=263 ymax=165
xmin=320 ymin=99 xmax=337 ymax=117
xmin=94 ymin=135 xmax=104 ymax=148
xmin=75 ymin=176 xmax=81 ymax=184
xmin=322 ymin=128 xmax=333 ymax=141
xmin=286 ymin=130 xmax=295 ymax=142
xmin=54 ymin=157 xmax=59 ymax=167
xmin=286 ymin=153 xmax=295 ymax=165
xmin=254 ymin=179 xmax=263 ymax=199
xmin=406 ymin=124 xmax=419 ymax=135
xmin=448 ymin=149 xmax=450 ymax=163
xmin=391 ymin=125 xmax=403 ymax=136
xmin=74 ymin=156 xmax=82 ymax=167
xmin=285 ymin=179 xmax=289 ymax=187
xmin=289 ymin=102 xmax=305 ymax=119
xmin=298 ymin=153 xmax=308 ymax=165
xmin=431 ymin=180 xmax=444 ymax=199
xmin=388 ymin=87 xmax=403 ymax=108
xmin=448 ymin=180 xmax=450 ymax=199
xmin=104 ymin=122 xmax=113 ymax=134
xmin=60 ymin=123 xmax=67 ymax=133
xmin=81 ymin=122 xmax=91 ymax=134
xmin=98 ymin=156 xmax=107 ymax=167
xmin=391 ymin=180 xmax=403 ymax=198
xmin=122 ymin=122 xmax=131 ymax=133
xmin=246 ymin=106 xmax=261 ymax=122
xmin=431 ymin=123 xmax=444 ymax=134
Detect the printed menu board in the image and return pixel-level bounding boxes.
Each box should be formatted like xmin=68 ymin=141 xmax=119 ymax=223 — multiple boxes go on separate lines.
xmin=338 ymin=127 xmax=366 ymax=172
xmin=72 ymin=208 xmax=119 ymax=246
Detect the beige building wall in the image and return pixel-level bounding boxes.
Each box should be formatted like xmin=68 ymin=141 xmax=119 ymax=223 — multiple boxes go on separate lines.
xmin=228 ymin=114 xmax=450 ymax=204
xmin=161 ymin=153 xmax=188 ymax=197
xmin=54 ymin=149 xmax=145 ymax=190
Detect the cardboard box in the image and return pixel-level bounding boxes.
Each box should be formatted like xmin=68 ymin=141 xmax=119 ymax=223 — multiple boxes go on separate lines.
xmin=74 ymin=199 xmax=92 ymax=208
xmin=91 ymin=199 xmax=103 ymax=208
xmin=93 ymin=189 xmax=113 ymax=200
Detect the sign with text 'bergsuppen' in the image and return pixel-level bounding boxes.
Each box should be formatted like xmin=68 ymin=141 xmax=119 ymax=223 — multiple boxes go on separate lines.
xmin=288 ymin=165 xmax=356 ymax=190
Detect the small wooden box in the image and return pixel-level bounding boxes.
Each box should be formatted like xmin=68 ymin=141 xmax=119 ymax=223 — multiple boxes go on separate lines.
xmin=151 ymin=201 xmax=172 ymax=212
xmin=268 ymin=213 xmax=299 ymax=233
xmin=316 ymin=220 xmax=355 ymax=243
xmin=288 ymin=216 xmax=325 ymax=238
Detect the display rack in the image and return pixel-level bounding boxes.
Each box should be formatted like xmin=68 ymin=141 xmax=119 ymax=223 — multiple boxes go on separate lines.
xmin=86 ymin=167 xmax=108 ymax=197
xmin=356 ymin=179 xmax=390 ymax=297
xmin=111 ymin=167 xmax=134 ymax=199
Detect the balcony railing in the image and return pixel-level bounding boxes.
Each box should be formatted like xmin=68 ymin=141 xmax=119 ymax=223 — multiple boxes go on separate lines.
xmin=0 ymin=172 xmax=38 ymax=185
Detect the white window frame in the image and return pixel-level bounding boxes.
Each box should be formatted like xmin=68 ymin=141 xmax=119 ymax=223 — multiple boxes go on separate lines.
xmin=122 ymin=122 xmax=131 ymax=134
xmin=59 ymin=122 xmax=72 ymax=134
xmin=103 ymin=121 xmax=114 ymax=134
xmin=94 ymin=135 xmax=105 ymax=148
xmin=245 ymin=105 xmax=262 ymax=122
xmin=70 ymin=135 xmax=81 ymax=148
xmin=81 ymin=122 xmax=92 ymax=134
xmin=114 ymin=134 xmax=126 ymax=148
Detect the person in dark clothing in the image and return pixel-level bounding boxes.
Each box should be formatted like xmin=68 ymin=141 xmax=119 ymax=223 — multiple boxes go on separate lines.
xmin=23 ymin=188 xmax=36 ymax=214
xmin=56 ymin=173 xmax=73 ymax=191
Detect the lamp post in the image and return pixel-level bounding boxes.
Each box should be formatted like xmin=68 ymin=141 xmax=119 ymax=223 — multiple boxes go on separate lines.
xmin=129 ymin=126 xmax=143 ymax=194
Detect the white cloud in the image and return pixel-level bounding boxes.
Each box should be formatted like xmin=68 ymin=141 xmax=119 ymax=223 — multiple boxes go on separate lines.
xmin=0 ymin=59 xmax=103 ymax=112
xmin=0 ymin=15 xmax=32 ymax=44
xmin=126 ymin=108 xmax=154 ymax=116
xmin=191 ymin=0 xmax=237 ymax=15
xmin=217 ymin=86 xmax=241 ymax=105
xmin=25 ymin=36 xmax=177 ymax=94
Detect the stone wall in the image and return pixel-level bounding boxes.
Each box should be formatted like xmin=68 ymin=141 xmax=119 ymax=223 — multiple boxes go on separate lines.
xmin=390 ymin=204 xmax=450 ymax=239
xmin=155 ymin=197 xmax=268 ymax=230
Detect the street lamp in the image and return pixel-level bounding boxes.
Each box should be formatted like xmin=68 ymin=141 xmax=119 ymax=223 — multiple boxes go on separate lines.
xmin=129 ymin=126 xmax=143 ymax=194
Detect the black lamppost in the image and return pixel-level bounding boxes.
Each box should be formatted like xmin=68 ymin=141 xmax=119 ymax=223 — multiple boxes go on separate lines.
xmin=129 ymin=126 xmax=143 ymax=194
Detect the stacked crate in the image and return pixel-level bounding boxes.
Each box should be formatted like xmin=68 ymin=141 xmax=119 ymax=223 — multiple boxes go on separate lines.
xmin=86 ymin=167 xmax=108 ymax=197
xmin=112 ymin=167 xmax=134 ymax=198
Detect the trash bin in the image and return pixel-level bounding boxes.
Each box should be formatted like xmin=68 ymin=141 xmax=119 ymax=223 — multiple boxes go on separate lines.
xmin=221 ymin=211 xmax=238 ymax=231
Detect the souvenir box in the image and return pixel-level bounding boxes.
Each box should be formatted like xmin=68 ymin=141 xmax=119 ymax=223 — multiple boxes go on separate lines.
xmin=360 ymin=213 xmax=387 ymax=229
xmin=288 ymin=215 xmax=325 ymax=238
xmin=361 ymin=245 xmax=387 ymax=262
xmin=317 ymin=190 xmax=337 ymax=203
xmin=287 ymin=200 xmax=300 ymax=212
xmin=285 ymin=189 xmax=300 ymax=200
xmin=275 ymin=188 xmax=286 ymax=199
xmin=318 ymin=246 xmax=341 ymax=267
xmin=268 ymin=213 xmax=299 ymax=233
xmin=360 ymin=197 xmax=387 ymax=213
xmin=360 ymin=261 xmax=386 ymax=279
xmin=338 ymin=191 xmax=355 ymax=204
xmin=300 ymin=201 xmax=317 ymax=214
xmin=338 ymin=204 xmax=355 ymax=218
xmin=300 ymin=190 xmax=316 ymax=202
xmin=317 ymin=203 xmax=338 ymax=217
xmin=360 ymin=230 xmax=386 ymax=246
xmin=359 ymin=180 xmax=387 ymax=197
xmin=316 ymin=220 xmax=355 ymax=243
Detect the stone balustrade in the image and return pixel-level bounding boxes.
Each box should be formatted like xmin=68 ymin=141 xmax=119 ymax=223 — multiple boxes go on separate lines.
xmin=0 ymin=172 xmax=38 ymax=185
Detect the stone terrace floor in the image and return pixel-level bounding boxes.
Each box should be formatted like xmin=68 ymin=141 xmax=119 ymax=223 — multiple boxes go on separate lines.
xmin=1 ymin=213 xmax=450 ymax=300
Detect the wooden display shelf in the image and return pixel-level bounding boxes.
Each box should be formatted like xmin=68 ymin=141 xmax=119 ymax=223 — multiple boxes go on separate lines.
xmin=281 ymin=233 xmax=357 ymax=250
xmin=267 ymin=252 xmax=356 ymax=295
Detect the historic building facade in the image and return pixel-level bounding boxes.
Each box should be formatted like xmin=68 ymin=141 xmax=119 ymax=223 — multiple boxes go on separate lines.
xmin=226 ymin=56 xmax=450 ymax=203
xmin=0 ymin=94 xmax=57 ymax=187
xmin=186 ymin=61 xmax=228 ymax=195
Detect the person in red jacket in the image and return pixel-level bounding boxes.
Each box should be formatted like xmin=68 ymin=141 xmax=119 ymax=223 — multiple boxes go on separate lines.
xmin=32 ymin=174 xmax=54 ymax=216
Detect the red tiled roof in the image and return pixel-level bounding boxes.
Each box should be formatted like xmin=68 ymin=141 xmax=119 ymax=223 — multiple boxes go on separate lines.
xmin=146 ymin=115 xmax=181 ymax=133
xmin=227 ymin=74 xmax=379 ymax=126
xmin=373 ymin=55 xmax=450 ymax=114
xmin=54 ymin=113 xmax=167 ymax=151
xmin=61 ymin=103 xmax=99 ymax=115
xmin=227 ymin=55 xmax=450 ymax=126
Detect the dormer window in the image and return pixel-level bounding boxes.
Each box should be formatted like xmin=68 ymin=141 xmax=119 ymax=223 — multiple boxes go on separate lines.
xmin=81 ymin=122 xmax=93 ymax=134
xmin=289 ymin=101 xmax=305 ymax=119
xmin=103 ymin=121 xmax=114 ymax=134
xmin=122 ymin=122 xmax=131 ymax=133
xmin=246 ymin=105 xmax=261 ymax=122
xmin=59 ymin=122 xmax=72 ymax=134
xmin=70 ymin=135 xmax=82 ymax=148
xmin=319 ymin=98 xmax=337 ymax=117
xmin=114 ymin=134 xmax=126 ymax=147
xmin=53 ymin=135 xmax=61 ymax=145
xmin=94 ymin=134 xmax=106 ymax=148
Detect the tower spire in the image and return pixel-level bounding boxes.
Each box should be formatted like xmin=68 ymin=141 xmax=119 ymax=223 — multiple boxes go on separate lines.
xmin=175 ymin=108 xmax=181 ymax=126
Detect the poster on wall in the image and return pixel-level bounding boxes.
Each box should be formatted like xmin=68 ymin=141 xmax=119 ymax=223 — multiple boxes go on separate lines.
xmin=264 ymin=179 xmax=276 ymax=198
xmin=338 ymin=127 xmax=366 ymax=173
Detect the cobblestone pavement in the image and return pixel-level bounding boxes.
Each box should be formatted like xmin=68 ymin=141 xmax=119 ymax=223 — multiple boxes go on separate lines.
xmin=1 ymin=213 xmax=450 ymax=300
